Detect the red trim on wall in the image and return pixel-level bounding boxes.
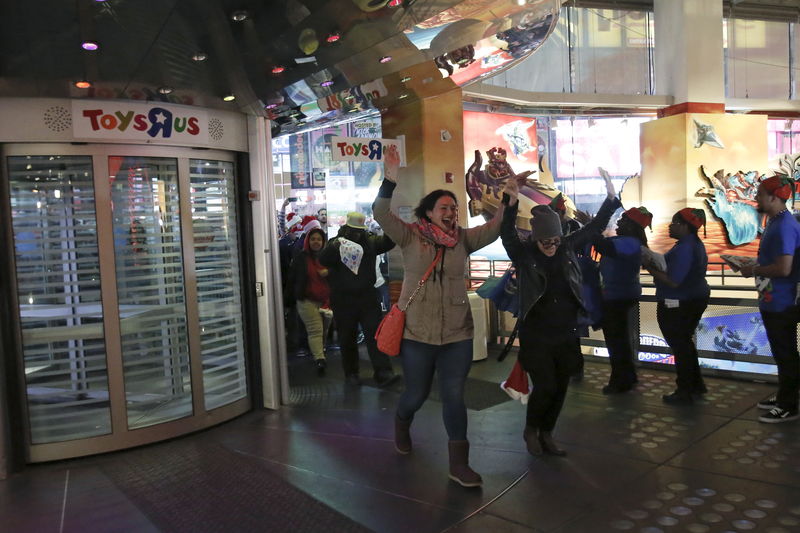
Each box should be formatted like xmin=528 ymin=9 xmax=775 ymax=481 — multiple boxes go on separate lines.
xmin=657 ymin=102 xmax=725 ymax=118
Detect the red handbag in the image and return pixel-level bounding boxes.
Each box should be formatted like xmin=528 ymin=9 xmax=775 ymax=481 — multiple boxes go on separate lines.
xmin=375 ymin=248 xmax=443 ymax=356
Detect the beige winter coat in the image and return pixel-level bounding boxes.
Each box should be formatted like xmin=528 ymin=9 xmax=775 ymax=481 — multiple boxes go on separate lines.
xmin=373 ymin=194 xmax=503 ymax=346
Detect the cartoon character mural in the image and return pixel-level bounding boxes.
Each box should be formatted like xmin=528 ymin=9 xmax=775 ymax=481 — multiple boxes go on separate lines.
xmin=465 ymin=146 xmax=573 ymax=231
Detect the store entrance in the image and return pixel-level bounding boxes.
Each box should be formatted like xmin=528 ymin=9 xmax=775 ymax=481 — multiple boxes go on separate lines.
xmin=1 ymin=143 xmax=252 ymax=462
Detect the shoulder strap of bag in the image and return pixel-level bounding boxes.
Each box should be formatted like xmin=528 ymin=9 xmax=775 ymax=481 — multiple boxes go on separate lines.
xmin=402 ymin=247 xmax=444 ymax=311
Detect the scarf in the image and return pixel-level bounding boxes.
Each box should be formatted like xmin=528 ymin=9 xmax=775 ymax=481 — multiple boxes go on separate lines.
xmin=413 ymin=218 xmax=459 ymax=248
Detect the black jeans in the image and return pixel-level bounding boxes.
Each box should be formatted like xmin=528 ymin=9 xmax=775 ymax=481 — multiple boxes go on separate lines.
xmin=519 ymin=325 xmax=580 ymax=431
xmin=601 ymin=299 xmax=639 ymax=387
xmin=762 ymin=306 xmax=800 ymax=411
xmin=656 ymin=298 xmax=709 ymax=393
xmin=330 ymin=288 xmax=393 ymax=378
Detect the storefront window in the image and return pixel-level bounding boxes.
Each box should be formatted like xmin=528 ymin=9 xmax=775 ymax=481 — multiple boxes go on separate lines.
xmin=725 ymin=19 xmax=791 ymax=99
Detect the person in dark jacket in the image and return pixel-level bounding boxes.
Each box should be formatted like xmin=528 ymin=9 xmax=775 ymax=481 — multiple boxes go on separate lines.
xmin=595 ymin=206 xmax=653 ymax=394
xmin=319 ymin=212 xmax=397 ymax=386
xmin=645 ymin=208 xmax=710 ymax=405
xmin=501 ymin=174 xmax=620 ymax=456
xmin=291 ymin=227 xmax=333 ymax=375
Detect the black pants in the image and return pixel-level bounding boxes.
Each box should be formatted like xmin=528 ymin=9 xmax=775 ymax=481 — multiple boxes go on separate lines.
xmin=330 ymin=288 xmax=393 ymax=378
xmin=601 ymin=299 xmax=639 ymax=387
xmin=656 ymin=298 xmax=708 ymax=393
xmin=762 ymin=306 xmax=800 ymax=411
xmin=519 ymin=324 xmax=580 ymax=431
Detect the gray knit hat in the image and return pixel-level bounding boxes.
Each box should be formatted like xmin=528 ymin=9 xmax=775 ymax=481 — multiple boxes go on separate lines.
xmin=530 ymin=205 xmax=563 ymax=241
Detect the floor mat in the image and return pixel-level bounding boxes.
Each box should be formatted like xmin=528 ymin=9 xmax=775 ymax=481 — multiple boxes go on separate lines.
xmin=101 ymin=439 xmax=372 ymax=533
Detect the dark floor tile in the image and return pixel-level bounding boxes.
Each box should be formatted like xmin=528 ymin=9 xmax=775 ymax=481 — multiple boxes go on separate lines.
xmin=448 ymin=512 xmax=539 ymax=533
xmin=559 ymin=465 xmax=800 ymax=533
xmin=669 ymin=418 xmax=800 ymax=487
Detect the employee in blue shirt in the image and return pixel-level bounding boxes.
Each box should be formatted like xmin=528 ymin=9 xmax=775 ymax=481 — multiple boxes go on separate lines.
xmin=740 ymin=175 xmax=800 ymax=423
xmin=595 ymin=206 xmax=653 ymax=394
xmin=645 ymin=208 xmax=710 ymax=405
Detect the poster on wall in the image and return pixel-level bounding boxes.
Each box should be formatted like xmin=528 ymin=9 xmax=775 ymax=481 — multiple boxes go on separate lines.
xmin=463 ymin=111 xmax=538 ymax=174
xmin=312 ymin=169 xmax=327 ymax=188
xmin=289 ymin=134 xmax=311 ymax=189
xmin=310 ymin=126 xmax=350 ymax=176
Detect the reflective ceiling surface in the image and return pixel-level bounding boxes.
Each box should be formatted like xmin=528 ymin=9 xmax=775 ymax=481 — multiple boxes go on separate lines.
xmin=0 ymin=0 xmax=566 ymax=134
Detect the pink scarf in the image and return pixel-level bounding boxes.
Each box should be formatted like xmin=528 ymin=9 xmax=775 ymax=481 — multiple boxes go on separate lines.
xmin=413 ymin=218 xmax=459 ymax=248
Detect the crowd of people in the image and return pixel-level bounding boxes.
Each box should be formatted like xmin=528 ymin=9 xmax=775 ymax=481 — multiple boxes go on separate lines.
xmin=277 ymin=154 xmax=800 ymax=489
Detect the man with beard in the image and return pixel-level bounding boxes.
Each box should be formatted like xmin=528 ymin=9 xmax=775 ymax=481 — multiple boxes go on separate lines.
xmin=320 ymin=212 xmax=398 ymax=386
xmin=740 ymin=175 xmax=800 ymax=423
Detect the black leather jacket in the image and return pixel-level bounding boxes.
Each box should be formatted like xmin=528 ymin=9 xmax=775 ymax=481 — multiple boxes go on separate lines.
xmin=500 ymin=195 xmax=621 ymax=323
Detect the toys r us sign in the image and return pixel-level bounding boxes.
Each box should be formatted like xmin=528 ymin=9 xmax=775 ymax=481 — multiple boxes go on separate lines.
xmin=330 ymin=136 xmax=405 ymax=166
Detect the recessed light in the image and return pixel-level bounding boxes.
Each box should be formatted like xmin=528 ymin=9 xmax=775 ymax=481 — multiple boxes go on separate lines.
xmin=326 ymin=32 xmax=341 ymax=43
xmin=379 ymin=56 xmax=392 ymax=64
xmin=74 ymin=81 xmax=92 ymax=89
xmin=320 ymin=80 xmax=334 ymax=87
xmin=388 ymin=0 xmax=403 ymax=6
xmin=230 ymin=10 xmax=249 ymax=22
xmin=398 ymin=93 xmax=409 ymax=99
xmin=265 ymin=103 xmax=278 ymax=109
xmin=158 ymin=86 xmax=174 ymax=95
xmin=223 ymin=94 xmax=236 ymax=102
xmin=271 ymin=66 xmax=286 ymax=74
xmin=401 ymin=76 xmax=412 ymax=83
xmin=192 ymin=52 xmax=208 ymax=62
xmin=348 ymin=108 xmax=360 ymax=113
xmin=81 ymin=41 xmax=99 ymax=51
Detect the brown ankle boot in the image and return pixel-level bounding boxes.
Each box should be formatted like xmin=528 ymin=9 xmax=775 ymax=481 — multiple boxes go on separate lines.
xmin=395 ymin=415 xmax=412 ymax=455
xmin=447 ymin=440 xmax=482 ymax=487
xmin=523 ymin=425 xmax=543 ymax=456
xmin=538 ymin=430 xmax=566 ymax=456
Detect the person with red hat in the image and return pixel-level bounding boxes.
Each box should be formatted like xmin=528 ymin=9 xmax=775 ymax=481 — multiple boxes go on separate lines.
xmin=645 ymin=207 xmax=710 ymax=405
xmin=593 ymin=206 xmax=653 ymax=394
xmin=739 ymin=174 xmax=800 ymax=423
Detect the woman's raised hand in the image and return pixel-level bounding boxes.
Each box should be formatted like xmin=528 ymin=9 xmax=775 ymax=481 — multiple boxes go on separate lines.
xmin=503 ymin=175 xmax=520 ymax=205
xmin=599 ymin=167 xmax=616 ymax=199
xmin=384 ymin=145 xmax=400 ymax=182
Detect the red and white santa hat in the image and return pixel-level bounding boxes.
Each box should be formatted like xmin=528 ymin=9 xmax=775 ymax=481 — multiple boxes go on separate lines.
xmin=286 ymin=212 xmax=303 ymax=232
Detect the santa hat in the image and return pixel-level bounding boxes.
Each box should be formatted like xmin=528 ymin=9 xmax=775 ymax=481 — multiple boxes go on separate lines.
xmin=678 ymin=207 xmax=706 ymax=230
xmin=286 ymin=212 xmax=303 ymax=232
xmin=302 ymin=219 xmax=322 ymax=233
xmin=500 ymin=360 xmax=530 ymax=404
xmin=299 ymin=215 xmax=318 ymax=233
xmin=623 ymin=206 xmax=653 ymax=230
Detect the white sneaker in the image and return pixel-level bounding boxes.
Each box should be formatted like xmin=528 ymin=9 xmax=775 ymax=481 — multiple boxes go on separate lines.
xmin=758 ymin=407 xmax=799 ymax=423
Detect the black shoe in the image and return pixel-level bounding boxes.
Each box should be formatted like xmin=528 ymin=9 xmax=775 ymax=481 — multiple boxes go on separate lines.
xmin=538 ymin=430 xmax=567 ymax=456
xmin=602 ymin=382 xmax=634 ymax=395
xmin=758 ymin=406 xmax=799 ymax=423
xmin=315 ymin=359 xmax=327 ymax=376
xmin=662 ymin=390 xmax=693 ymax=405
xmin=757 ymin=396 xmax=778 ymax=410
xmin=345 ymin=374 xmax=361 ymax=386
xmin=375 ymin=371 xmax=399 ymax=388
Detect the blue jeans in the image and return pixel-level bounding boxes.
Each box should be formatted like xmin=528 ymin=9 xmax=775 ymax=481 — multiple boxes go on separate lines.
xmin=396 ymin=339 xmax=473 ymax=441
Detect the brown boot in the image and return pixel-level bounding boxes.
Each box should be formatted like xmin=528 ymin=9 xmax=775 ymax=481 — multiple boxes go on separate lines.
xmin=523 ymin=425 xmax=542 ymax=456
xmin=447 ymin=440 xmax=482 ymax=487
xmin=395 ymin=415 xmax=412 ymax=455
xmin=538 ymin=430 xmax=566 ymax=456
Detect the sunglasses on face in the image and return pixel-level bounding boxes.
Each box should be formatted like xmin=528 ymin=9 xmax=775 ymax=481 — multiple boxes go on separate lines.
xmin=539 ymin=238 xmax=561 ymax=247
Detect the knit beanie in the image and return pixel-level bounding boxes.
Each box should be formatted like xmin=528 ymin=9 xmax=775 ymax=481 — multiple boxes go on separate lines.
xmin=623 ymin=206 xmax=653 ymax=229
xmin=530 ymin=205 xmax=563 ymax=241
xmin=760 ymin=174 xmax=795 ymax=200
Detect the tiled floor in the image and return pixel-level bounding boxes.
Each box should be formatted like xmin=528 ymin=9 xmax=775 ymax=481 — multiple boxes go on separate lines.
xmin=2 ymin=348 xmax=797 ymax=533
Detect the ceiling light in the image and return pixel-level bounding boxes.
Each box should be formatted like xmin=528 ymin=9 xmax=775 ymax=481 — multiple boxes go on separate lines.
xmin=320 ymin=80 xmax=334 ymax=87
xmin=379 ymin=56 xmax=392 ymax=64
xmin=158 ymin=86 xmax=174 ymax=95
xmin=223 ymin=94 xmax=236 ymax=102
xmin=192 ymin=52 xmax=207 ymax=62
xmin=265 ymin=103 xmax=278 ymax=110
xmin=81 ymin=41 xmax=99 ymax=51
xmin=516 ymin=0 xmax=526 ymax=5
xmin=348 ymin=108 xmax=360 ymax=113
xmin=398 ymin=93 xmax=409 ymax=99
xmin=271 ymin=66 xmax=286 ymax=74
xmin=230 ymin=10 xmax=250 ymax=22
xmin=388 ymin=0 xmax=403 ymax=6
xmin=401 ymin=76 xmax=412 ymax=83
xmin=74 ymin=81 xmax=92 ymax=89
xmin=326 ymin=32 xmax=341 ymax=44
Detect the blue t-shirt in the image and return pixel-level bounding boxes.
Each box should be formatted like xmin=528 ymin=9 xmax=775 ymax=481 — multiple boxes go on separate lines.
xmin=598 ymin=236 xmax=642 ymax=301
xmin=756 ymin=210 xmax=800 ymax=312
xmin=655 ymin=234 xmax=710 ymax=301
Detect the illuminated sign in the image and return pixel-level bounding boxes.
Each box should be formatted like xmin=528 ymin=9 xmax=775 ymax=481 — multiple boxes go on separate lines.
xmin=72 ymin=101 xmax=208 ymax=143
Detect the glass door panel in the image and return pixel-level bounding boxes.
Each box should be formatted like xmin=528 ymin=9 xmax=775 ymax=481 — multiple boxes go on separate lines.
xmin=189 ymin=159 xmax=247 ymax=410
xmin=109 ymin=156 xmax=192 ymax=428
xmin=7 ymin=155 xmax=111 ymax=443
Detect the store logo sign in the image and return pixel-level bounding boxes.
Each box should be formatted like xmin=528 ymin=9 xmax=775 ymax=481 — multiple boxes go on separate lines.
xmin=72 ymin=101 xmax=209 ymax=143
xmin=330 ymin=136 xmax=405 ymax=164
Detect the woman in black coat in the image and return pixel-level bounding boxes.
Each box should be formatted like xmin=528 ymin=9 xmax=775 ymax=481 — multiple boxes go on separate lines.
xmin=500 ymin=175 xmax=620 ymax=456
